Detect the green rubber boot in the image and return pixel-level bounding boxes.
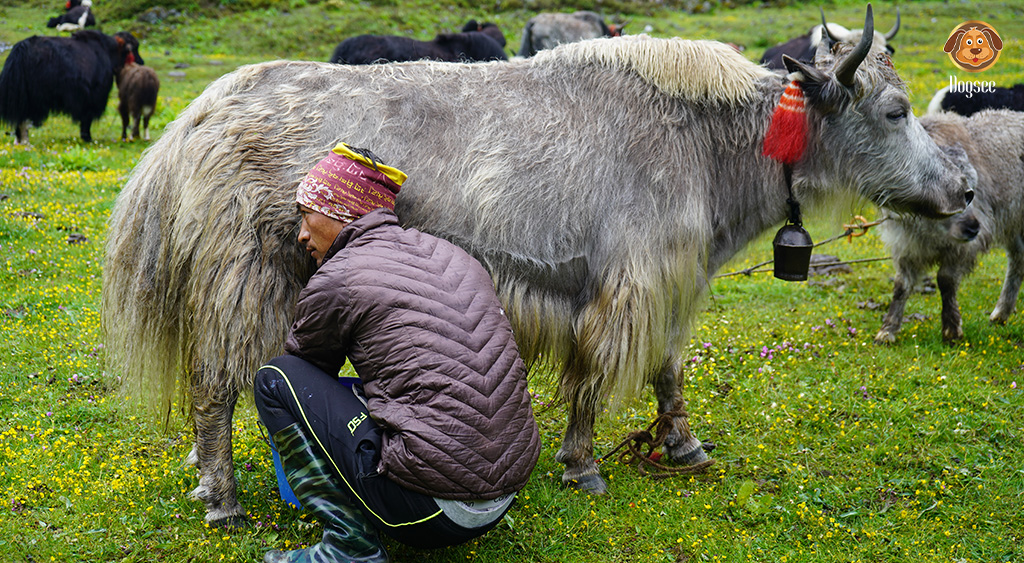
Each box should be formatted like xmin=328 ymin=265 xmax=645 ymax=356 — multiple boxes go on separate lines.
xmin=263 ymin=423 xmax=387 ymax=563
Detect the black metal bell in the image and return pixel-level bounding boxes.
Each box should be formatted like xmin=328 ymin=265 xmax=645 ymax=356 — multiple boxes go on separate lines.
xmin=773 ymin=224 xmax=813 ymax=281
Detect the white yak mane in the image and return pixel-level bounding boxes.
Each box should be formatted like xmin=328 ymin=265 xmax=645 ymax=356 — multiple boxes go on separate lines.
xmin=535 ymin=34 xmax=774 ymax=105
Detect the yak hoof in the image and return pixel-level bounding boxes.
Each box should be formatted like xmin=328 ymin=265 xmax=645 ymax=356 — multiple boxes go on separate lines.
xmin=664 ymin=435 xmax=710 ymax=467
xmin=563 ymin=472 xmax=607 ymax=495
xmin=873 ymin=330 xmax=896 ymax=346
xmin=193 ymin=489 xmax=247 ymax=527
xmin=190 ymin=482 xmax=248 ymax=526
xmin=208 ymin=512 xmax=250 ymax=529
xmin=942 ymin=327 xmax=964 ymax=344
xmin=990 ymin=309 xmax=1011 ymax=324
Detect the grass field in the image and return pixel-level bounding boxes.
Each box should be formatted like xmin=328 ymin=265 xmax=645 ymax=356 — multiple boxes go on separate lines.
xmin=1 ymin=1 xmax=1023 ymax=561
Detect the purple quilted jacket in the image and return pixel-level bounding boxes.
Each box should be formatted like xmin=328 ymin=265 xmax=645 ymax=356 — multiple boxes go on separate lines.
xmin=285 ymin=208 xmax=540 ymax=500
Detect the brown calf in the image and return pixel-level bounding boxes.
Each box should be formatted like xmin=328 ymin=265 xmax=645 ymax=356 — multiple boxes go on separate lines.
xmin=115 ymin=62 xmax=159 ymax=141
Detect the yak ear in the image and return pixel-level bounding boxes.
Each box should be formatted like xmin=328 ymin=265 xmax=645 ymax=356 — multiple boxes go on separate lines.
xmin=782 ymin=54 xmax=838 ymax=110
xmin=782 ymin=54 xmax=826 ymax=84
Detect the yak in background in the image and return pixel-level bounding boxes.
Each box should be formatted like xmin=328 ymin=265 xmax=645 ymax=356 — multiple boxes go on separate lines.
xmin=115 ymin=57 xmax=160 ymax=142
xmin=517 ymin=11 xmax=622 ymax=57
xmin=875 ymin=109 xmax=1024 ymax=345
xmin=103 ymin=7 xmax=974 ymax=526
xmin=330 ymin=20 xmax=507 ymax=64
xmin=761 ymin=8 xmax=898 ymax=70
xmin=48 ymin=0 xmax=96 ymax=31
xmin=461 ymin=19 xmax=507 ymax=49
xmin=0 ymin=30 xmax=143 ymax=143
xmin=928 ymin=83 xmax=1024 ymax=117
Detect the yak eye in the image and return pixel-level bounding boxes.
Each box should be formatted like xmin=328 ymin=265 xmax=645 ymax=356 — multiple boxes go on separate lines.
xmin=977 ymin=38 xmax=985 ymax=45
xmin=887 ymin=109 xmax=908 ymax=122
xmin=965 ymin=39 xmax=973 ymax=46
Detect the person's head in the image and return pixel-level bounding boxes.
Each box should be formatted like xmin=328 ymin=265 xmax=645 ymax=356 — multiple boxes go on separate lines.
xmin=295 ymin=143 xmax=407 ymax=266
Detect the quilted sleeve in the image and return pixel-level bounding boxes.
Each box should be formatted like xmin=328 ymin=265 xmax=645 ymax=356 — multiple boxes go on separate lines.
xmin=283 ymin=266 xmax=356 ymax=376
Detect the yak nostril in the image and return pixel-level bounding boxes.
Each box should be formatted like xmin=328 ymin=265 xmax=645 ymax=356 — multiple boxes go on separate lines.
xmin=964 ymin=190 xmax=974 ymax=206
xmin=962 ymin=218 xmax=980 ymax=239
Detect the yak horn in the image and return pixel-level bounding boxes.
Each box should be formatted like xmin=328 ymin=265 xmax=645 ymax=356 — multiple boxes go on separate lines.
xmin=819 ymin=8 xmax=843 ymax=44
xmin=884 ymin=7 xmax=900 ymax=41
xmin=834 ymin=3 xmax=874 ymax=88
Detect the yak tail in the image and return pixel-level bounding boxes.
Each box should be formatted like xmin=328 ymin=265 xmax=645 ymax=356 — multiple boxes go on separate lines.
xmin=102 ymin=154 xmax=189 ymax=415
xmin=0 ymin=43 xmax=39 ymax=128
xmin=102 ymin=68 xmax=316 ymax=416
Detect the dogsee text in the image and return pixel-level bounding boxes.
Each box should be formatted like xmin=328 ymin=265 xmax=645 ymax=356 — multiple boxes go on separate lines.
xmin=947 ymin=75 xmax=996 ymax=98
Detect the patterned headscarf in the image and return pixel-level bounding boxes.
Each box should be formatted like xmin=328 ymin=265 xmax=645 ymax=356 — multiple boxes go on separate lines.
xmin=296 ymin=143 xmax=408 ymax=223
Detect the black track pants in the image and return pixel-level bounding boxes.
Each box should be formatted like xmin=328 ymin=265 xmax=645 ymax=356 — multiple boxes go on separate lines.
xmin=253 ymin=354 xmax=505 ymax=548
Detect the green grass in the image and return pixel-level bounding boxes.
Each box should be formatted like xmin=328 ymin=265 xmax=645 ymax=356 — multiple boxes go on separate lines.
xmin=2 ymin=1 xmax=1023 ymax=561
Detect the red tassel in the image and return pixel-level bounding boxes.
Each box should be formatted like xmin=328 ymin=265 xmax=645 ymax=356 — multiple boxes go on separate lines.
xmin=763 ymin=79 xmax=808 ymax=165
xmin=126 ymin=52 xmax=135 ymax=65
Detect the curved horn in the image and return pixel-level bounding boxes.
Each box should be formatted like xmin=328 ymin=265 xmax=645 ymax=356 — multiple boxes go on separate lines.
xmin=834 ymin=4 xmax=874 ymax=88
xmin=884 ymin=7 xmax=900 ymax=41
xmin=819 ymin=8 xmax=843 ymax=44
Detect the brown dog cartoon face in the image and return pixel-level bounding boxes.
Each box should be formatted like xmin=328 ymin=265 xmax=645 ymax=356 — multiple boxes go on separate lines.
xmin=945 ymin=21 xmax=1003 ymax=71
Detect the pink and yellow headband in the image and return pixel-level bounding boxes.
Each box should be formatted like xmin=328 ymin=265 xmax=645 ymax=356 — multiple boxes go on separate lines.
xmin=296 ymin=143 xmax=408 ymax=222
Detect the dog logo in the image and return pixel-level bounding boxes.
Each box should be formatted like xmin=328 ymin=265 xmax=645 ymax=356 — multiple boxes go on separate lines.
xmin=944 ymin=20 xmax=1003 ymax=72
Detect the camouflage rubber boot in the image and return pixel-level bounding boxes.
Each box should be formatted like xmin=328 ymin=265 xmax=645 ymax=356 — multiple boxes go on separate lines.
xmin=263 ymin=423 xmax=388 ymax=563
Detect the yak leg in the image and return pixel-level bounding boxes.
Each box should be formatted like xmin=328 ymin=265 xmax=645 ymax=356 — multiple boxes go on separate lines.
xmin=120 ymin=106 xmax=131 ymax=141
xmin=79 ymin=119 xmax=93 ymax=143
xmin=653 ymin=358 xmax=709 ymax=465
xmin=875 ymin=260 xmax=922 ymax=345
xmin=937 ymin=264 xmax=964 ymax=343
xmin=186 ymin=377 xmax=247 ymax=526
xmin=142 ymin=112 xmax=152 ymax=141
xmin=991 ymin=235 xmax=1024 ymax=324
xmin=130 ymin=113 xmax=142 ymax=142
xmin=14 ymin=121 xmax=29 ymax=145
xmin=555 ymin=355 xmax=606 ymax=494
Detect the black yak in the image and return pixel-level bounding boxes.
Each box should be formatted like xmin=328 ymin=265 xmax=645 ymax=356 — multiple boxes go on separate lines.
xmin=329 ymin=21 xmax=506 ymax=64
xmin=104 ymin=7 xmax=973 ymax=525
xmin=461 ymin=19 xmax=506 ymax=48
xmin=927 ymin=83 xmax=1024 ymax=117
xmin=0 ymin=30 xmax=142 ymax=144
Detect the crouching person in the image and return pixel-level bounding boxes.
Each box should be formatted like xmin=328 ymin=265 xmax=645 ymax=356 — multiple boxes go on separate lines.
xmin=253 ymin=143 xmax=541 ymax=563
